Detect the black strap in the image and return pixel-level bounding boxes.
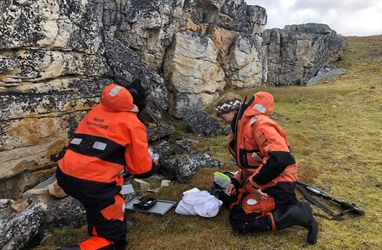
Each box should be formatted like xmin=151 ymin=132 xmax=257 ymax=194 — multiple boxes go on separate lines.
xmin=232 ymin=96 xmax=248 ymax=153
xmin=296 ymin=184 xmax=350 ymax=220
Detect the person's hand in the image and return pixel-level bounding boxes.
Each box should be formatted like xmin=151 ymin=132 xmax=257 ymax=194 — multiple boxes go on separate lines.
xmin=226 ymin=184 xmax=237 ymax=196
xmin=254 ymin=188 xmax=268 ymax=200
xmin=149 ymin=148 xmax=159 ymax=164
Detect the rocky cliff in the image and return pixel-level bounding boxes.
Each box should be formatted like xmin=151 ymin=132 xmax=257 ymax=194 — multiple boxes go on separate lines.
xmin=0 ymin=0 xmax=346 ymax=199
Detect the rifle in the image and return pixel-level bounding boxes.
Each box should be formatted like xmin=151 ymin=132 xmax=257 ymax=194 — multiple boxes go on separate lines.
xmin=296 ymin=180 xmax=365 ymax=218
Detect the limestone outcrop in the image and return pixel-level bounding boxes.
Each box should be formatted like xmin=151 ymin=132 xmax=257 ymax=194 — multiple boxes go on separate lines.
xmin=263 ymin=23 xmax=347 ymax=86
xmin=0 ymin=0 xmax=346 ymax=200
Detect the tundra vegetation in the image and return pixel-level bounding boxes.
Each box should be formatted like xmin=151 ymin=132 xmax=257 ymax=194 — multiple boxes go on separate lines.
xmin=34 ymin=35 xmax=381 ymax=250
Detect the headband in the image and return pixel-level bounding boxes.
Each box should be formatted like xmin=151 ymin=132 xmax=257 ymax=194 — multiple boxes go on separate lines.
xmin=215 ymin=98 xmax=242 ymax=116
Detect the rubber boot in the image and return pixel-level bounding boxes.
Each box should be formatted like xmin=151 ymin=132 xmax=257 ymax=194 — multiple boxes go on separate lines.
xmin=272 ymin=200 xmax=318 ymax=244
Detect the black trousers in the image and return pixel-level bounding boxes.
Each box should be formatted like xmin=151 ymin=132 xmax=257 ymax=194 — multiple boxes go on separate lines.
xmin=56 ymin=167 xmax=127 ymax=249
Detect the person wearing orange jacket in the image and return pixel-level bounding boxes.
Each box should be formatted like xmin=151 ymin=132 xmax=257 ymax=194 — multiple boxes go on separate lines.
xmin=56 ymin=79 xmax=157 ymax=250
xmin=214 ymin=91 xmax=318 ymax=244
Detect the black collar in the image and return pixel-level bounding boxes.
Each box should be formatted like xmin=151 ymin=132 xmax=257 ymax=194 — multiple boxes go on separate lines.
xmin=231 ymin=111 xmax=239 ymax=133
xmin=231 ymin=96 xmax=254 ymax=133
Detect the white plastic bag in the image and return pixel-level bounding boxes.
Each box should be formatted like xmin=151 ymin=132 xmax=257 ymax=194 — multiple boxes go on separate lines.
xmin=175 ymin=190 xmax=223 ymax=218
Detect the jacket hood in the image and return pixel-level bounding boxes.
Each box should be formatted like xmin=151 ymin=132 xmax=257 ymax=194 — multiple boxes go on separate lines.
xmin=244 ymin=91 xmax=274 ymax=117
xmin=101 ymin=84 xmax=139 ymax=113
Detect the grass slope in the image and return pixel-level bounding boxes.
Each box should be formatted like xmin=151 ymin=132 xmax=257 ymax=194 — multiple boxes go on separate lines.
xmin=36 ymin=35 xmax=382 ymax=250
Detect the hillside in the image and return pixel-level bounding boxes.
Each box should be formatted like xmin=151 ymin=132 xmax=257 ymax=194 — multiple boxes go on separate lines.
xmin=36 ymin=35 xmax=382 ymax=250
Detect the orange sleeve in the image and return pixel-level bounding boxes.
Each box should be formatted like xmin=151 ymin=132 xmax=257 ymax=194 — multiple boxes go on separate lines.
xmin=254 ymin=125 xmax=290 ymax=155
xmin=250 ymin=121 xmax=296 ymax=186
xmin=124 ymin=122 xmax=156 ymax=178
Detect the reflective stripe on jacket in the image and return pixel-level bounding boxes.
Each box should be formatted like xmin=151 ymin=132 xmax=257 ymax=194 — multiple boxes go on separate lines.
xmin=229 ymin=92 xmax=297 ymax=190
xmin=58 ymin=84 xmax=155 ymax=184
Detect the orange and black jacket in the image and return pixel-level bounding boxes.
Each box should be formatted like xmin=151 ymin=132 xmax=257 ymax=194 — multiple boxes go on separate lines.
xmin=58 ymin=84 xmax=156 ymax=186
xmin=229 ymin=92 xmax=297 ymax=190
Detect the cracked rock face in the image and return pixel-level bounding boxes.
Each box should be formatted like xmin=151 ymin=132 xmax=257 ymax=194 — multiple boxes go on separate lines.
xmin=263 ymin=23 xmax=347 ymax=86
xmin=0 ymin=0 xmax=345 ymax=200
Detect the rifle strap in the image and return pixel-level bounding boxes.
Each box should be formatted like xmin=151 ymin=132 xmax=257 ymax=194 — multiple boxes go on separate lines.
xmin=296 ymin=184 xmax=349 ymax=220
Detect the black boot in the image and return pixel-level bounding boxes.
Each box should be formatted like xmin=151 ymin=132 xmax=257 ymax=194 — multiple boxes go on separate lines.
xmin=272 ymin=200 xmax=318 ymax=244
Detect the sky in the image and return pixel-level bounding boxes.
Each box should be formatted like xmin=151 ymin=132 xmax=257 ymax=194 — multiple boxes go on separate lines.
xmin=245 ymin=0 xmax=382 ymax=36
